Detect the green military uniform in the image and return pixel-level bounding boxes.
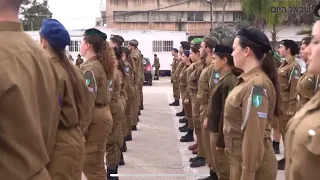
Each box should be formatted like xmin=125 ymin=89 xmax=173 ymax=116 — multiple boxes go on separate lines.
xmin=153 ymin=55 xmax=160 ymax=80
xmin=80 ymin=29 xmax=113 ymax=180
xmin=129 ymin=39 xmax=142 ymax=130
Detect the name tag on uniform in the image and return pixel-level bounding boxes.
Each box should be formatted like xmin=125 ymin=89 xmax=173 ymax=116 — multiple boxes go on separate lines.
xmin=214 ymin=79 xmax=219 ymax=84
xmin=109 ymin=88 xmax=113 ymax=91
xmin=257 ymin=112 xmax=267 ymax=119
xmin=88 ymin=87 xmax=95 ymax=92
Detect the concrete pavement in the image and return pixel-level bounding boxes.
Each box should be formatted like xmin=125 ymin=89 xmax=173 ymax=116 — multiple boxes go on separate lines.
xmin=82 ymin=78 xmax=285 ymax=180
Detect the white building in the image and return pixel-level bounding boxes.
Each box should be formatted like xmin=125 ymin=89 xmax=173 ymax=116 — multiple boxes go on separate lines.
xmin=25 ymin=25 xmax=308 ymax=74
xmin=26 ymin=27 xmax=188 ymax=74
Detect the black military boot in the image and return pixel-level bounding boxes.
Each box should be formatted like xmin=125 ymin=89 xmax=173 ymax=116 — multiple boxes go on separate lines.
xmin=180 ymin=129 xmax=194 ymax=142
xmin=278 ymin=158 xmax=285 ymax=170
xmin=125 ymin=135 xmax=132 ymax=141
xmin=198 ymin=170 xmax=218 ymax=180
xmin=138 ymin=110 xmax=141 ymax=116
xmin=140 ymin=103 xmax=144 ymax=110
xmin=132 ymin=126 xmax=137 ymax=131
xmin=189 ymin=156 xmax=198 ymax=162
xmin=190 ymin=157 xmax=206 ymax=168
xmin=107 ymin=166 xmax=119 ymax=180
xmin=169 ymin=100 xmax=180 ymax=106
xmin=176 ymin=108 xmax=185 ymax=116
xmin=272 ymin=140 xmax=280 ymax=154
xmin=179 ymin=117 xmax=187 ymax=123
xmin=179 ymin=123 xmax=188 ymax=132
xmin=122 ymin=141 xmax=127 ymax=152
xmin=119 ymin=153 xmax=125 ymax=166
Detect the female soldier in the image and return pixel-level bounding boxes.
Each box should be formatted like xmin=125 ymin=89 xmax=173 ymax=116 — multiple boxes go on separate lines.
xmin=80 ymin=28 xmax=115 ymax=180
xmin=296 ymin=37 xmax=320 ymax=110
xmin=39 ymin=19 xmax=89 ymax=180
xmin=186 ymin=38 xmax=206 ymax=167
xmin=285 ymin=19 xmax=320 ymax=180
xmin=106 ymin=51 xmax=126 ymax=178
xmin=179 ymin=50 xmax=193 ymax=134
xmin=205 ymin=45 xmax=239 ymax=180
xmin=224 ymin=27 xmax=280 ymax=180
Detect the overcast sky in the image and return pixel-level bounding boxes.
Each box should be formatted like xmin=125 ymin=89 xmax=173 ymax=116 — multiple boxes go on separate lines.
xmin=48 ymin=0 xmax=101 ymax=30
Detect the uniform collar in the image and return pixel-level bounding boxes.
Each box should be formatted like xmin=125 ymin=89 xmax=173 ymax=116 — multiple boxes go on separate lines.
xmin=285 ymin=56 xmax=296 ymax=65
xmin=218 ymin=70 xmax=232 ymax=81
xmin=0 ymin=21 xmax=23 ymax=32
xmin=83 ymin=56 xmax=98 ymax=64
xmin=238 ymin=67 xmax=262 ymax=83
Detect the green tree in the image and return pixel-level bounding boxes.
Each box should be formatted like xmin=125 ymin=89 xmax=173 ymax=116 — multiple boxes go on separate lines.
xmin=20 ymin=0 xmax=52 ymax=31
xmin=210 ymin=24 xmax=235 ymax=45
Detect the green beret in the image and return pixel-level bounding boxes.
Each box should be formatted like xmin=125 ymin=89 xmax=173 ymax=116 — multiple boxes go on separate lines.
xmin=191 ymin=38 xmax=203 ymax=46
xmin=84 ymin=28 xmax=107 ymax=40
xmin=129 ymin=39 xmax=139 ymax=46
xmin=203 ymin=35 xmax=220 ymax=47
xmin=273 ymin=52 xmax=281 ymax=62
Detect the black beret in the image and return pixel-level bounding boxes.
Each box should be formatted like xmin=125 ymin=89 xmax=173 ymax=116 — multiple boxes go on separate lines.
xmin=110 ymin=34 xmax=124 ymax=44
xmin=121 ymin=47 xmax=131 ymax=55
xmin=129 ymin=39 xmax=139 ymax=46
xmin=180 ymin=41 xmax=190 ymax=50
xmin=315 ymin=1 xmax=320 ymax=17
xmin=236 ymin=27 xmax=271 ymax=53
xmin=212 ymin=45 xmax=233 ymax=54
xmin=172 ymin=48 xmax=178 ymax=53
xmin=84 ymin=28 xmax=107 ymax=40
xmin=281 ymin=39 xmax=299 ymax=55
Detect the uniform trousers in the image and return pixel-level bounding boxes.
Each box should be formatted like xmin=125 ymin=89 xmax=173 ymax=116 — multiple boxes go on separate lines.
xmin=106 ymin=98 xmax=125 ymax=167
xmin=47 ymin=126 xmax=84 ymax=180
xmin=210 ymin=132 xmax=229 ymax=180
xmin=83 ymin=105 xmax=113 ymax=180
xmin=224 ymin=138 xmax=277 ymax=180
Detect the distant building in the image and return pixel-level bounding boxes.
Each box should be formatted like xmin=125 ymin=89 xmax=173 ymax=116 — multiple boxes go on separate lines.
xmin=102 ymin=0 xmax=242 ymax=36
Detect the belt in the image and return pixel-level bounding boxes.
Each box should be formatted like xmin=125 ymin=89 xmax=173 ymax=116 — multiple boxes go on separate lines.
xmin=95 ymin=103 xmax=107 ymax=108
xmin=58 ymin=122 xmax=79 ymax=129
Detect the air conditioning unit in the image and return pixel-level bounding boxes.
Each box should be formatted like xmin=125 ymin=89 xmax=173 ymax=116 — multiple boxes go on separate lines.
xmin=178 ymin=17 xmax=184 ymax=22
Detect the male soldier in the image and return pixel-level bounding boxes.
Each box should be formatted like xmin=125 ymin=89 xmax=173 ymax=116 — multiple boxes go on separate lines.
xmin=153 ymin=54 xmax=160 ymax=80
xmin=170 ymin=48 xmax=180 ymax=106
xmin=128 ymin=39 xmax=142 ymax=131
xmin=75 ymin=54 xmax=84 ymax=68
xmin=109 ymin=34 xmax=125 ymax=56
xmin=0 ymin=0 xmax=61 ymax=179
xmin=176 ymin=41 xmax=191 ymax=117
xmin=277 ymin=39 xmax=301 ymax=170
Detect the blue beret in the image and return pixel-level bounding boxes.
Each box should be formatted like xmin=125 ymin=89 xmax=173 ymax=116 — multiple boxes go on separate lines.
xmin=40 ymin=19 xmax=70 ymax=49
xmin=183 ymin=50 xmax=190 ymax=56
xmin=212 ymin=45 xmax=233 ymax=54
xmin=172 ymin=48 xmax=178 ymax=53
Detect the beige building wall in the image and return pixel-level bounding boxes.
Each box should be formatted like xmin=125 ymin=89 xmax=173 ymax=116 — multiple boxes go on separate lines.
xmin=105 ymin=0 xmax=242 ymax=36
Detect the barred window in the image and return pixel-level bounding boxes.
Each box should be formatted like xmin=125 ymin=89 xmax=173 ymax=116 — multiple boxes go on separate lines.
xmin=69 ymin=40 xmax=81 ymax=52
xmin=152 ymin=40 xmax=173 ymax=52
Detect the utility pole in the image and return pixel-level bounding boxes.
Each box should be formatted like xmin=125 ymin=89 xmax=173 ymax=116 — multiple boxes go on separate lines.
xmin=207 ymin=0 xmax=213 ymax=34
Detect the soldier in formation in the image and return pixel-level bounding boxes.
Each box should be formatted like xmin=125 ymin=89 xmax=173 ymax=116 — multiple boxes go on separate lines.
xmin=153 ymin=54 xmax=160 ymax=80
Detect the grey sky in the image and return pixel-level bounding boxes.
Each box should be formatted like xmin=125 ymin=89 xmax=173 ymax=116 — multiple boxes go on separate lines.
xmin=48 ymin=0 xmax=101 ymax=30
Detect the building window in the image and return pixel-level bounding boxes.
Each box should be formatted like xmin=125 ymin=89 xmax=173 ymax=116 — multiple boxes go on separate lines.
xmin=69 ymin=40 xmax=80 ymax=52
xmin=233 ymin=12 xmax=242 ymax=21
xmin=152 ymin=41 xmax=173 ymax=52
xmin=123 ymin=41 xmax=129 ymax=47
xmin=187 ymin=12 xmax=204 ymax=21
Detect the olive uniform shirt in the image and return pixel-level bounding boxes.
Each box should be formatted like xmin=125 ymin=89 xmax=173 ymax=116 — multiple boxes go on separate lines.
xmin=296 ymin=72 xmax=320 ymax=110
xmin=154 ymin=57 xmax=160 ymax=69
xmin=285 ymin=90 xmax=320 ymax=180
xmin=207 ymin=71 xmax=237 ymax=148
xmin=80 ymin=57 xmax=111 ymax=135
xmin=0 ymin=21 xmax=61 ymax=179
xmin=278 ymin=56 xmax=301 ymax=116
xmin=179 ymin=65 xmax=189 ymax=99
xmin=124 ymin=61 xmax=135 ymax=99
xmin=223 ymin=67 xmax=276 ymax=180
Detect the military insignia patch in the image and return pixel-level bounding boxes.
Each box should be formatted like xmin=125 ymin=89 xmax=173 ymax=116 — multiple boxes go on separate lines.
xmin=125 ymin=67 xmax=129 ymax=73
xmin=214 ymin=72 xmax=220 ymax=79
xmin=86 ymin=79 xmax=91 ymax=86
xmin=294 ymin=69 xmax=299 ymax=76
xmin=252 ymin=86 xmax=264 ymax=108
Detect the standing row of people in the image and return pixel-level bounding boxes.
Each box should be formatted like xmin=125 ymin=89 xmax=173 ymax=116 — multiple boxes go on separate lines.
xmin=170 ymin=24 xmax=320 ymax=180
xmin=0 ymin=1 xmax=145 ymax=180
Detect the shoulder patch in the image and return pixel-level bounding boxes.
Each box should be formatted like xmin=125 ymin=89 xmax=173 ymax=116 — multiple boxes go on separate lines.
xmin=125 ymin=66 xmax=130 ymax=73
xmin=252 ymin=85 xmax=264 ymax=108
xmin=214 ymin=72 xmax=220 ymax=79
